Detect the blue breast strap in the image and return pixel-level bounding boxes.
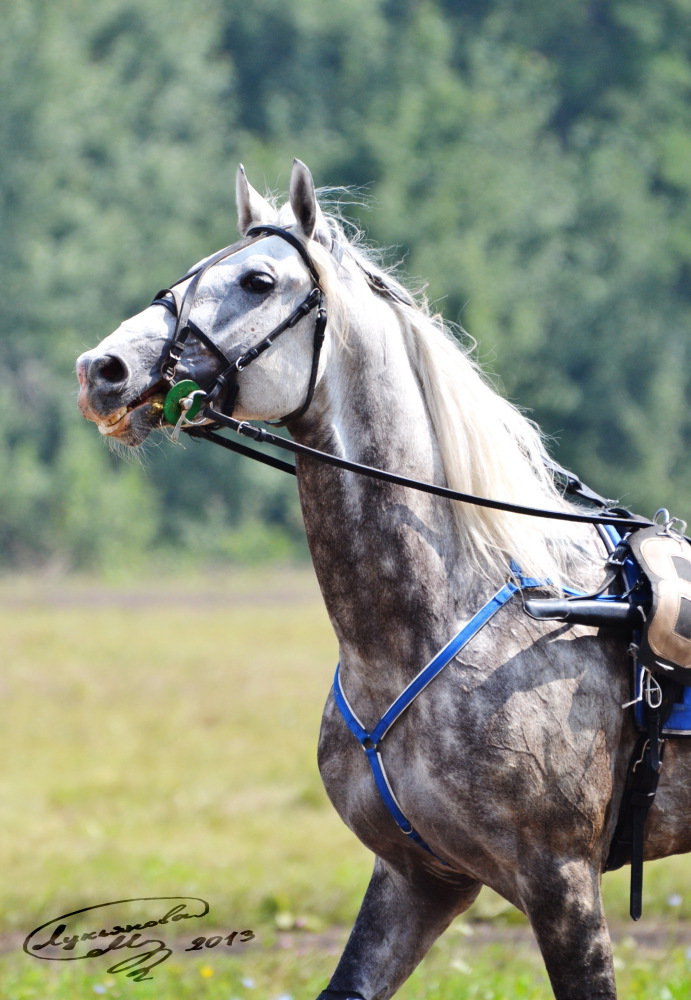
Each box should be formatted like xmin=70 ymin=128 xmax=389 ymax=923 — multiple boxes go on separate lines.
xmin=332 ymin=569 xmax=550 ymax=865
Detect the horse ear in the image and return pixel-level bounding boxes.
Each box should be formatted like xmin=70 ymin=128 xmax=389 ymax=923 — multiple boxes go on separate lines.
xmin=236 ymin=164 xmax=275 ymax=235
xmin=288 ymin=159 xmax=330 ymax=246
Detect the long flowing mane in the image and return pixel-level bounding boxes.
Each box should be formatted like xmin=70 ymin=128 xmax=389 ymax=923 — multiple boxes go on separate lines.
xmin=303 ymin=213 xmax=596 ymax=590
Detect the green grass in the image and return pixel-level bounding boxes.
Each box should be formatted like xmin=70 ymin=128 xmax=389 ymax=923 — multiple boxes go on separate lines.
xmin=1 ymin=570 xmax=690 ymax=998
xmin=3 ymin=927 xmax=691 ymax=1000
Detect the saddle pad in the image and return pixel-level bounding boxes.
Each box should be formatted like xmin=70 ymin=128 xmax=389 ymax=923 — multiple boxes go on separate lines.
xmin=628 ymin=526 xmax=691 ymax=684
xmin=635 ymin=672 xmax=691 ymax=736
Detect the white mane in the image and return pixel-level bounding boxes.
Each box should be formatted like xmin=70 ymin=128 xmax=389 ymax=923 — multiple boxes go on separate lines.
xmin=307 ymin=217 xmax=595 ymax=590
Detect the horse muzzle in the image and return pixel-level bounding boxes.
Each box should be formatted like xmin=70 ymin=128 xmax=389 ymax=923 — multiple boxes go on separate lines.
xmin=76 ymin=351 xmax=168 ymax=444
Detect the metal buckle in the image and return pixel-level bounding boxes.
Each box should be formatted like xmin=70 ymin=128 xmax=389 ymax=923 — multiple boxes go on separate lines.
xmin=654 ymin=508 xmax=688 ymax=537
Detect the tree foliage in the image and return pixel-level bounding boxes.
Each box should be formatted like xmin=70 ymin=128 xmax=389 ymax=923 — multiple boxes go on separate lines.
xmin=2 ymin=0 xmax=690 ymax=570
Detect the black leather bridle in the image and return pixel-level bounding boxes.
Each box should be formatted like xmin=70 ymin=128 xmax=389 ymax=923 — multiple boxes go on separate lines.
xmin=153 ymin=225 xmax=327 ymax=425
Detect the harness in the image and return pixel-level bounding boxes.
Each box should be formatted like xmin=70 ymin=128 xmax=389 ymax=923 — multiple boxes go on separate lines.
xmin=332 ymin=565 xmax=569 ymax=865
xmin=150 ymin=224 xmax=690 ymax=916
xmin=593 ymin=517 xmax=691 ymax=919
xmin=333 ymin=524 xmax=689 ymax=882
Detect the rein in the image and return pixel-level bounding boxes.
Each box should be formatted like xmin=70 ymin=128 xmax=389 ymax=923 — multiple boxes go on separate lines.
xmin=155 ymin=222 xmax=655 ymax=532
xmin=185 ymin=409 xmax=655 ymax=530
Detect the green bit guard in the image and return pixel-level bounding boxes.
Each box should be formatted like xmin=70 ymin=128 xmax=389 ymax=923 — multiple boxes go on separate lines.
xmin=163 ymin=380 xmax=204 ymax=425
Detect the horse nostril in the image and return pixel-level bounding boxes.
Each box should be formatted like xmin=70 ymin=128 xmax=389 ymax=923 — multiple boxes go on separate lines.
xmin=92 ymin=354 xmax=129 ymax=385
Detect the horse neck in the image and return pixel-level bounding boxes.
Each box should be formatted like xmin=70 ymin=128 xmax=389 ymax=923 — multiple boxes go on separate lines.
xmin=292 ymin=291 xmax=483 ymax=702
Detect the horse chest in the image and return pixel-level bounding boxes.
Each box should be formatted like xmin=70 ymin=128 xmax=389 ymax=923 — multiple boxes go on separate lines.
xmin=317 ymin=636 xmax=620 ymax=875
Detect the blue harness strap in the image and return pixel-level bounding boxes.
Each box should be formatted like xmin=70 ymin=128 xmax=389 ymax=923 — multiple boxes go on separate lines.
xmin=332 ymin=568 xmax=549 ymax=864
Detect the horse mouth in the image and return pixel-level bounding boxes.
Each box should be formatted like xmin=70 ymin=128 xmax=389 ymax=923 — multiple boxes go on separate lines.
xmin=91 ymin=384 xmax=167 ymax=440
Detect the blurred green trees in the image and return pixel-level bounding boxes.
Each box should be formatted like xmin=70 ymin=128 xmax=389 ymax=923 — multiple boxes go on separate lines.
xmin=1 ymin=0 xmax=689 ymax=571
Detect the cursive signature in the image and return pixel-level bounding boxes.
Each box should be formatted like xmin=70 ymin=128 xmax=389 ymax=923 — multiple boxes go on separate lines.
xmin=24 ymin=897 xmax=254 ymax=981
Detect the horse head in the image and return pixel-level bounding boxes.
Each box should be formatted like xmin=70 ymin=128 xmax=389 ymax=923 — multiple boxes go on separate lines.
xmin=76 ymin=160 xmax=331 ymax=445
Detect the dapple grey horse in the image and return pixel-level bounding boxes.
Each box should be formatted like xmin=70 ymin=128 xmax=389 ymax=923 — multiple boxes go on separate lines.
xmin=76 ymin=159 xmax=691 ymax=1000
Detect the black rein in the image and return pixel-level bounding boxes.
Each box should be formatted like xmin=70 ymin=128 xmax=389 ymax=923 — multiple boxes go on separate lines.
xmin=154 ymin=223 xmax=657 ymax=531
xmin=186 ymin=410 xmax=657 ymax=531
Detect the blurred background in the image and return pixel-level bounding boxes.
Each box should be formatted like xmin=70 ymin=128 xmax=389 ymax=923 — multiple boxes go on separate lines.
xmin=2 ymin=0 xmax=690 ymax=573
xmin=3 ymin=6 xmax=691 ymax=996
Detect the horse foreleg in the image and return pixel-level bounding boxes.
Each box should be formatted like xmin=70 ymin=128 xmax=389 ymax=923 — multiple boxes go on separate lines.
xmin=523 ymin=859 xmax=616 ymax=1000
xmin=316 ymin=856 xmax=481 ymax=1000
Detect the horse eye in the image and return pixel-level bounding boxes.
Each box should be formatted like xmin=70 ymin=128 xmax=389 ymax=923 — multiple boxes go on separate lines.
xmin=241 ymin=271 xmax=275 ymax=293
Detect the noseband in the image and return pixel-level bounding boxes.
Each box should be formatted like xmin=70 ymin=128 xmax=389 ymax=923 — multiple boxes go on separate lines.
xmin=152 ymin=225 xmax=327 ymax=425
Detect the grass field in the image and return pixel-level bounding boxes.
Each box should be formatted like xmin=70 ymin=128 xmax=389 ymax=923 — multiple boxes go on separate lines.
xmin=1 ymin=569 xmax=690 ymax=999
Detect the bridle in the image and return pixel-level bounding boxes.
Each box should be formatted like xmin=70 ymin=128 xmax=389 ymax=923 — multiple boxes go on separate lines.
xmin=153 ymin=224 xmax=327 ymax=425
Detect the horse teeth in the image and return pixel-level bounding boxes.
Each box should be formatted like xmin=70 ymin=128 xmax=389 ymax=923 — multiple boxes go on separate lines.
xmin=97 ymin=407 xmax=127 ymax=435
